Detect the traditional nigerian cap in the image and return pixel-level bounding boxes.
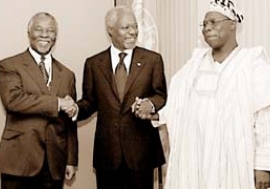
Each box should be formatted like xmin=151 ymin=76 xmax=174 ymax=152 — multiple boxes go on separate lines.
xmin=208 ymin=0 xmax=244 ymax=23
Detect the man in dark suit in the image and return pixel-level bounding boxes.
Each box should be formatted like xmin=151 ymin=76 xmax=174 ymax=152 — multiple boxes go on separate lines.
xmin=0 ymin=12 xmax=78 ymax=189
xmin=73 ymin=5 xmax=166 ymax=189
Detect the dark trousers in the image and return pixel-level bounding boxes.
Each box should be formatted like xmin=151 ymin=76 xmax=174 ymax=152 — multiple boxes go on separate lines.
xmin=1 ymin=158 xmax=63 ymax=189
xmin=96 ymin=160 xmax=154 ymax=189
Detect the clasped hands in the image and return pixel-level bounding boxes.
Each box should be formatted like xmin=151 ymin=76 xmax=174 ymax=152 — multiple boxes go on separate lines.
xmin=58 ymin=95 xmax=78 ymax=119
xmin=59 ymin=95 xmax=157 ymax=121
xmin=131 ymin=97 xmax=158 ymax=120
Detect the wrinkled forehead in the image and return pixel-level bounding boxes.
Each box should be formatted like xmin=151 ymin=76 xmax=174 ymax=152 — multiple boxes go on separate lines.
xmin=116 ymin=12 xmax=137 ymax=25
xmin=32 ymin=15 xmax=56 ymax=26
xmin=204 ymin=11 xmax=229 ymax=20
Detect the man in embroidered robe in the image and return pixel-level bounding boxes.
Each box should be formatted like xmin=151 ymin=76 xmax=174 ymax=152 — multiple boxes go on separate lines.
xmin=134 ymin=0 xmax=270 ymax=188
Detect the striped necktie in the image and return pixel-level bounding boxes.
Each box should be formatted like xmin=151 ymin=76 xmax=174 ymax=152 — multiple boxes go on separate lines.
xmin=39 ymin=56 xmax=49 ymax=84
xmin=115 ymin=52 xmax=128 ymax=102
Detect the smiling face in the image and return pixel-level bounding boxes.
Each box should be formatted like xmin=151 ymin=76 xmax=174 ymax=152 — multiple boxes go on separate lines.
xmin=108 ymin=10 xmax=138 ymax=51
xmin=202 ymin=12 xmax=236 ymax=50
xmin=28 ymin=13 xmax=57 ymax=55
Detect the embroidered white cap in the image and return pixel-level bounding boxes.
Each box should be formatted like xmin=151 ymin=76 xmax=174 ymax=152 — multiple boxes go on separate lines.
xmin=208 ymin=0 xmax=244 ymax=23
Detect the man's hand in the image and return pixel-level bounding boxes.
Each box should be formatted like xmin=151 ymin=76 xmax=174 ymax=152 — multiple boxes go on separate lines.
xmin=131 ymin=97 xmax=157 ymax=120
xmin=58 ymin=95 xmax=78 ymax=119
xmin=58 ymin=95 xmax=74 ymax=110
xmin=255 ymin=170 xmax=270 ymax=189
xmin=131 ymin=97 xmax=142 ymax=113
xmin=65 ymin=165 xmax=76 ymax=180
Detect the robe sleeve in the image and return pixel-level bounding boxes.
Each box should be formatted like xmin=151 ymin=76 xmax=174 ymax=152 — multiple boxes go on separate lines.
xmin=151 ymin=48 xmax=208 ymax=131
xmin=253 ymin=46 xmax=270 ymax=170
xmin=254 ymin=106 xmax=270 ymax=171
xmin=252 ymin=46 xmax=270 ymax=112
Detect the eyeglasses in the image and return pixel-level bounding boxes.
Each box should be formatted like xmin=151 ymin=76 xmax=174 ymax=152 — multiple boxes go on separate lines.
xmin=200 ymin=18 xmax=231 ymax=28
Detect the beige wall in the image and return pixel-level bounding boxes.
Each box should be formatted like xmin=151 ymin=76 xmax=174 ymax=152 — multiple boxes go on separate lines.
xmin=0 ymin=1 xmax=113 ymax=189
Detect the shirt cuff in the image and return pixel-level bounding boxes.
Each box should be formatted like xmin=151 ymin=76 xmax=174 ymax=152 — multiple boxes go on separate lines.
xmin=151 ymin=120 xmax=161 ymax=128
xmin=72 ymin=104 xmax=79 ymax=121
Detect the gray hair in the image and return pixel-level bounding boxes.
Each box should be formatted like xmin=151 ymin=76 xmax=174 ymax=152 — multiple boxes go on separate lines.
xmin=105 ymin=6 xmax=135 ymax=31
xmin=27 ymin=12 xmax=58 ymax=34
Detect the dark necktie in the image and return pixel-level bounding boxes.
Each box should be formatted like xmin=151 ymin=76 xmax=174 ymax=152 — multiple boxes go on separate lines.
xmin=39 ymin=56 xmax=49 ymax=84
xmin=115 ymin=52 xmax=128 ymax=102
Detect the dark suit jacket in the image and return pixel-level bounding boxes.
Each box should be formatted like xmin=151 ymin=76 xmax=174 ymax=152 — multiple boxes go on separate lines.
xmin=77 ymin=46 xmax=167 ymax=171
xmin=0 ymin=50 xmax=78 ymax=180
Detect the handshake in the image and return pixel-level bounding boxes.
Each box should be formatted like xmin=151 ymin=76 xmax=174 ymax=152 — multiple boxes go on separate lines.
xmin=131 ymin=97 xmax=159 ymax=120
xmin=58 ymin=95 xmax=159 ymax=121
xmin=58 ymin=95 xmax=78 ymax=120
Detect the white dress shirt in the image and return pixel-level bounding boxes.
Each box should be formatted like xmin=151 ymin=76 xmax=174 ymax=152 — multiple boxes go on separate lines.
xmin=29 ymin=47 xmax=52 ymax=86
xmin=110 ymin=44 xmax=133 ymax=74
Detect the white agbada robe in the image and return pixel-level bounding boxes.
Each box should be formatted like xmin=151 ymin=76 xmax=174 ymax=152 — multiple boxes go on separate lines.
xmin=157 ymin=47 xmax=270 ymax=189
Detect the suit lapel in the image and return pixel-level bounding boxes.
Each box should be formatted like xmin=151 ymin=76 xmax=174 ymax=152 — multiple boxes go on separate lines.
xmin=97 ymin=47 xmax=146 ymax=104
xmin=22 ymin=51 xmax=50 ymax=94
xmin=97 ymin=49 xmax=120 ymax=99
xmin=124 ymin=47 xmax=145 ymax=98
xmin=120 ymin=47 xmax=147 ymax=113
xmin=49 ymin=59 xmax=62 ymax=96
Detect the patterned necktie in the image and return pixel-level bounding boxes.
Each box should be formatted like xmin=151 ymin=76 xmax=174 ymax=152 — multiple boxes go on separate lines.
xmin=115 ymin=52 xmax=128 ymax=102
xmin=39 ymin=56 xmax=49 ymax=84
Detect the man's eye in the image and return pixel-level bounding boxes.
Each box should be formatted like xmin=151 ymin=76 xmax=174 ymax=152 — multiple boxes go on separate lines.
xmin=210 ymin=20 xmax=216 ymax=25
xmin=34 ymin=28 xmax=42 ymax=32
xmin=47 ymin=29 xmax=55 ymax=33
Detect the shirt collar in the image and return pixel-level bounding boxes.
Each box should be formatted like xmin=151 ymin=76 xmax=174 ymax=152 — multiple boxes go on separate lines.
xmin=110 ymin=44 xmax=133 ymax=73
xmin=28 ymin=47 xmax=52 ymax=85
xmin=28 ymin=47 xmax=52 ymax=65
xmin=110 ymin=44 xmax=133 ymax=58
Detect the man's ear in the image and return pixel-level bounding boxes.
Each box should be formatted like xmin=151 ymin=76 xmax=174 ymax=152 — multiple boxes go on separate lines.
xmin=108 ymin=26 xmax=113 ymax=37
xmin=230 ymin=20 xmax=237 ymax=30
